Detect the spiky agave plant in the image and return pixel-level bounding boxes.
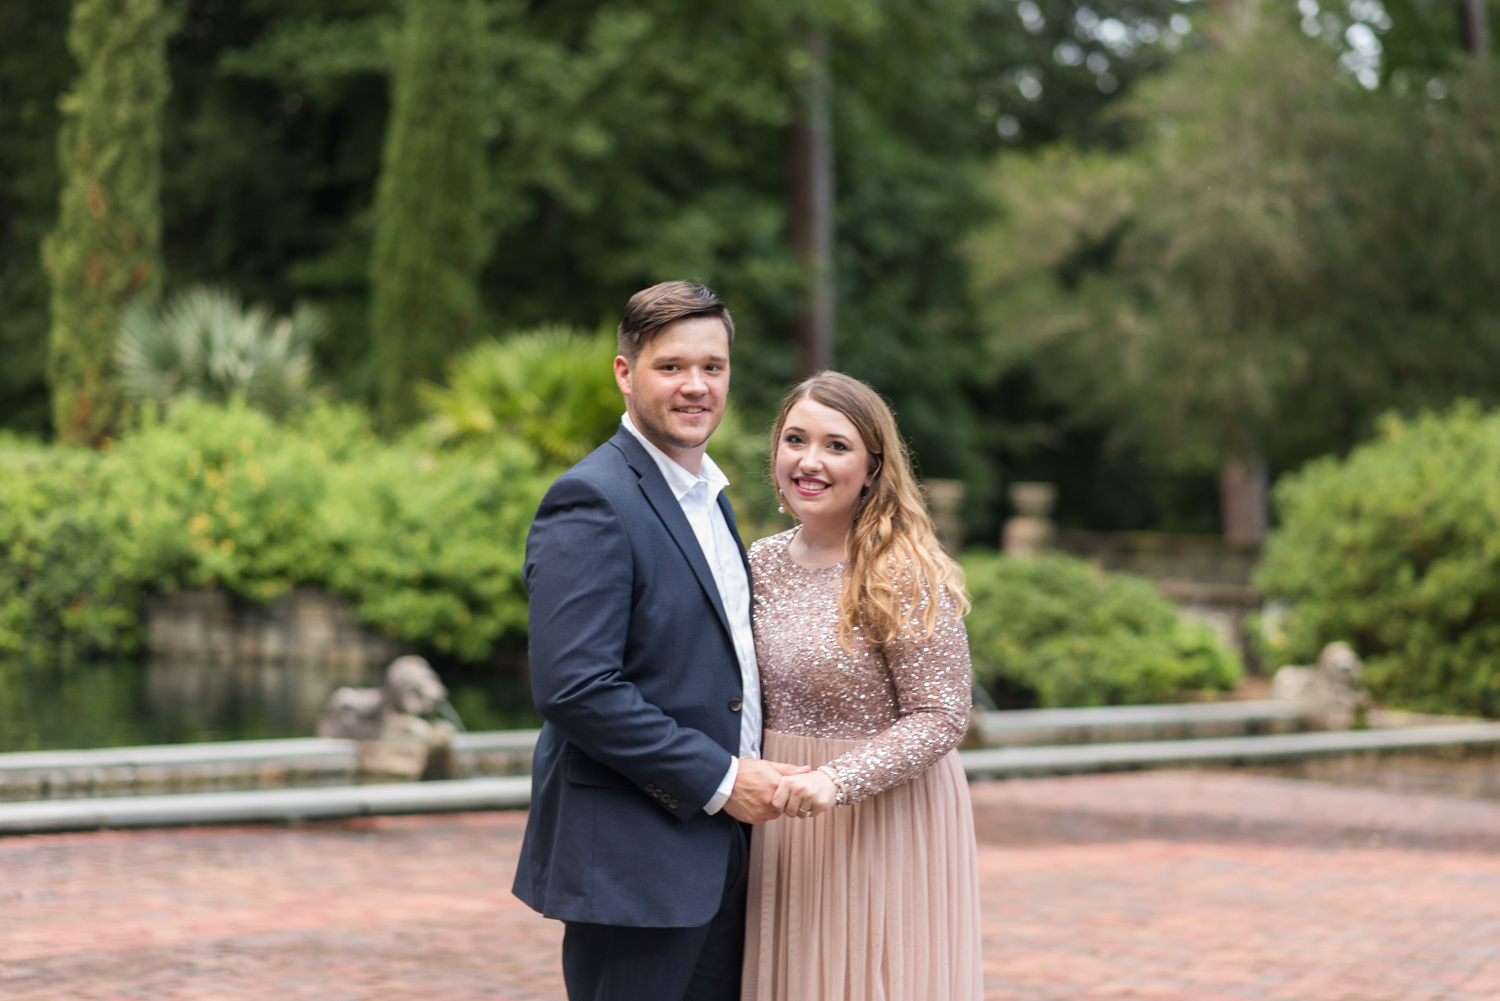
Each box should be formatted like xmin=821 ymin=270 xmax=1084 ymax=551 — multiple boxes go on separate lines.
xmin=117 ymin=286 xmax=326 ymax=418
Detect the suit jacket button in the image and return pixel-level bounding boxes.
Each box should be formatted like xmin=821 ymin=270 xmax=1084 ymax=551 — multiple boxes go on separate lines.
xmin=668 ymin=798 xmax=679 ymax=809
xmin=645 ymin=784 xmax=656 ymax=793
xmin=728 ymin=698 xmax=743 ymax=712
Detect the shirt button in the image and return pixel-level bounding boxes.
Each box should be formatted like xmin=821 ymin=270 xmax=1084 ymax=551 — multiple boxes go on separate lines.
xmin=728 ymin=698 xmax=743 ymax=712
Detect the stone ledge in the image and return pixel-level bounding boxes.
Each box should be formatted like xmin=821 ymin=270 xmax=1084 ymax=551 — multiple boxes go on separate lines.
xmin=960 ymin=723 xmax=1500 ymax=779
xmin=978 ymin=700 xmax=1309 ymax=745
xmin=0 ymin=733 xmax=540 ymax=802
xmin=0 ymin=776 xmax=533 ymax=835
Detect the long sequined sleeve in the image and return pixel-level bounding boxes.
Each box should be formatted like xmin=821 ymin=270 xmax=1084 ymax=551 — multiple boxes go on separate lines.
xmin=819 ymin=587 xmax=973 ymax=804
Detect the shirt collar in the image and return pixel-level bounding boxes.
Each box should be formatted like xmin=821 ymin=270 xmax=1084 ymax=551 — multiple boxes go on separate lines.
xmin=621 ymin=412 xmax=730 ymax=502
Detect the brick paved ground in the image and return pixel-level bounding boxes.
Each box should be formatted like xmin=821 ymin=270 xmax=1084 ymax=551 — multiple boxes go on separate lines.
xmin=3 ymin=770 xmax=1499 ymax=1000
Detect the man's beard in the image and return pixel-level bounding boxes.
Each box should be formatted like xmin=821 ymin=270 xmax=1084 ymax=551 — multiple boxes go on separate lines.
xmin=632 ymin=399 xmax=722 ymax=451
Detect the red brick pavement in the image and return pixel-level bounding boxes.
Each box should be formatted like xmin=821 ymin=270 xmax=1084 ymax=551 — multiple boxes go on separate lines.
xmin=2 ymin=771 xmax=1499 ymax=1000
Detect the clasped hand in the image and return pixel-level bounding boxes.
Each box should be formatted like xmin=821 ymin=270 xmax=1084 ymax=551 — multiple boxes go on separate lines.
xmin=771 ymin=769 xmax=837 ymax=820
xmin=722 ymin=758 xmax=838 ymax=824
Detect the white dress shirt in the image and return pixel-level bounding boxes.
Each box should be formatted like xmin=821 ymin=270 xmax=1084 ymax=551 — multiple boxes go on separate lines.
xmin=621 ymin=413 xmax=761 ymax=815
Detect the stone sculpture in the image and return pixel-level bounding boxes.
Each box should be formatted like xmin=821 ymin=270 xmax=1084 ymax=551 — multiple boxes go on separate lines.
xmin=317 ymin=656 xmax=461 ymax=780
xmin=1270 ymin=641 xmax=1372 ymax=730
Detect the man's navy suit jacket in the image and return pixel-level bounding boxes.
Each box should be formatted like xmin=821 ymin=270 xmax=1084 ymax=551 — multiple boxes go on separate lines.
xmin=512 ymin=426 xmax=751 ymax=929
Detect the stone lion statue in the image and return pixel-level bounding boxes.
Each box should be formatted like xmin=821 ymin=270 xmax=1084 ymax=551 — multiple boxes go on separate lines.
xmin=1271 ymin=641 xmax=1372 ymax=730
xmin=318 ymin=656 xmax=461 ymax=780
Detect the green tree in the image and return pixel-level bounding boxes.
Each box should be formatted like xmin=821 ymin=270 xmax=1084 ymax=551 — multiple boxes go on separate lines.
xmin=969 ymin=8 xmax=1500 ymax=538
xmin=0 ymin=0 xmax=71 ymax=436
xmin=369 ymin=0 xmax=487 ymax=430
xmin=41 ymin=0 xmax=172 ymax=445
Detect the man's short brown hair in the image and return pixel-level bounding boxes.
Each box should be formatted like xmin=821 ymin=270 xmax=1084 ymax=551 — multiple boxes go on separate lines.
xmin=617 ymin=281 xmax=735 ymax=361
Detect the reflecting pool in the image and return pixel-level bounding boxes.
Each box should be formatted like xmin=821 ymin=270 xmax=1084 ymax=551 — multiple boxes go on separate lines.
xmin=0 ymin=653 xmax=541 ymax=752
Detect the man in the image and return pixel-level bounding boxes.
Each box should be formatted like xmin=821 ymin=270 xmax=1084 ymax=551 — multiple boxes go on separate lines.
xmin=514 ymin=281 xmax=802 ymax=1001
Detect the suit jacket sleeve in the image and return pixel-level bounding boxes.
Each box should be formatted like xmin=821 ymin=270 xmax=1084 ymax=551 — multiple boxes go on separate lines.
xmin=525 ymin=473 xmax=734 ymax=818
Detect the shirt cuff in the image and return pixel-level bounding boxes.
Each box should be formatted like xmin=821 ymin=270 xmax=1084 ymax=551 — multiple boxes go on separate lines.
xmin=703 ymin=756 xmax=739 ymax=815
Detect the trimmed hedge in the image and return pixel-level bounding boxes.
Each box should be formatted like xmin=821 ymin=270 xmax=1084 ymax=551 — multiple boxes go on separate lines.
xmin=0 ymin=399 xmax=547 ymax=663
xmin=962 ymin=551 xmax=1242 ymax=707
xmin=1256 ymin=402 xmax=1500 ymax=717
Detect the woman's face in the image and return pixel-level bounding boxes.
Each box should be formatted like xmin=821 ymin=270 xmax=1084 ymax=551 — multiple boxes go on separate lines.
xmin=775 ymin=398 xmax=876 ymax=529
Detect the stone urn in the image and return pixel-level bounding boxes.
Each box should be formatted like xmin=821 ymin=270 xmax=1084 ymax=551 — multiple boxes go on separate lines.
xmin=1003 ymin=481 xmax=1056 ymax=557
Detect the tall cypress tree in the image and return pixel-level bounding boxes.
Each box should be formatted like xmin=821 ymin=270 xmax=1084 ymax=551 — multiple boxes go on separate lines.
xmin=370 ymin=0 xmax=487 ymax=429
xmin=41 ymin=0 xmax=170 ymax=445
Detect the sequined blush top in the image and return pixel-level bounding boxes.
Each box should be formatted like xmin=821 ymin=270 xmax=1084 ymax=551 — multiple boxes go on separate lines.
xmin=749 ymin=529 xmax=973 ymax=805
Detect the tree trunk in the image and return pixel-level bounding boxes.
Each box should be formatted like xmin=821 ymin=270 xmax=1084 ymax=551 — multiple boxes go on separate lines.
xmin=787 ymin=24 xmax=834 ymax=379
xmin=1458 ymin=0 xmax=1490 ymax=54
xmin=1220 ymin=454 xmax=1268 ymax=547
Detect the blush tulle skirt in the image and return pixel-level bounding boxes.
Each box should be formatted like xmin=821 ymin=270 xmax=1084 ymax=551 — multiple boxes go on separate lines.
xmin=742 ymin=730 xmax=983 ymax=1001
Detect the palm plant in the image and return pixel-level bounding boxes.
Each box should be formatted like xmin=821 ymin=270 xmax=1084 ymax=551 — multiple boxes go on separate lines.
xmin=422 ymin=324 xmax=782 ymax=537
xmin=117 ymin=286 xmax=325 ymax=418
xmin=420 ymin=326 xmax=623 ymax=466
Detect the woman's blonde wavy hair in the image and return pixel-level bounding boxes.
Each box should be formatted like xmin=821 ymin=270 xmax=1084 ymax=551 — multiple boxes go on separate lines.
xmin=770 ymin=371 xmax=970 ymax=649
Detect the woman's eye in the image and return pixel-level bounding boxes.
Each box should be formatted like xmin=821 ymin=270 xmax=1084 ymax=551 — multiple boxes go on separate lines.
xmin=784 ymin=434 xmax=803 ymax=445
xmin=829 ymin=442 xmax=847 ymax=452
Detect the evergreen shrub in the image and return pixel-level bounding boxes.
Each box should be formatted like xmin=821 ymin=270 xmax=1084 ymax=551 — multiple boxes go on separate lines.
xmin=369 ymin=0 xmax=487 ymax=428
xmin=43 ymin=0 xmax=172 ymax=443
xmin=961 ymin=551 xmax=1242 ymax=707
xmin=1256 ymin=402 xmax=1500 ymax=717
xmin=422 ymin=327 xmax=784 ymax=541
xmin=0 ymin=399 xmax=547 ymax=662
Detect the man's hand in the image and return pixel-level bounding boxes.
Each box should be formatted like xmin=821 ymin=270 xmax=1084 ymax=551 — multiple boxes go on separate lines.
xmin=724 ymin=759 xmax=809 ymax=824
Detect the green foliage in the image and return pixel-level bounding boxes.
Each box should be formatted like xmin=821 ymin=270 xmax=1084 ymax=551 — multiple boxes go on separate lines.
xmin=0 ymin=0 xmax=71 ymax=436
xmin=118 ymin=286 xmax=325 ymax=417
xmin=115 ymin=0 xmax=1179 ymax=489
xmin=0 ymin=399 xmax=546 ymax=664
xmin=962 ymin=550 xmax=1241 ymax=707
xmin=322 ymin=434 xmax=544 ymax=660
xmin=421 ymin=326 xmax=621 ymax=465
xmin=419 ymin=325 xmax=784 ymax=541
xmin=370 ymin=0 xmax=487 ymax=429
xmin=0 ymin=436 xmax=141 ymax=660
xmin=1256 ymin=402 xmax=1500 ymax=718
xmin=41 ymin=0 xmax=173 ymax=445
xmin=969 ymin=12 xmax=1500 ymax=484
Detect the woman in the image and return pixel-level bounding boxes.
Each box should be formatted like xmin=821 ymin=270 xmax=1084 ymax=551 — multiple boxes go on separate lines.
xmin=743 ymin=371 xmax=983 ymax=1000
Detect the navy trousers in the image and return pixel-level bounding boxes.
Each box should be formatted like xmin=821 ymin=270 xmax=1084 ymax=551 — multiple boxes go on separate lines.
xmin=561 ymin=820 xmax=751 ymax=1001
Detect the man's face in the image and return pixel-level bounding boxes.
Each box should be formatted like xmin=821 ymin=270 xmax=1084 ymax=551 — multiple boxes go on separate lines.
xmin=614 ymin=315 xmax=730 ymax=454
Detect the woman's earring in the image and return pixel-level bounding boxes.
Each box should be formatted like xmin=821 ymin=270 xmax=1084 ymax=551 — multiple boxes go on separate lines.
xmin=777 ymin=490 xmax=785 ymax=514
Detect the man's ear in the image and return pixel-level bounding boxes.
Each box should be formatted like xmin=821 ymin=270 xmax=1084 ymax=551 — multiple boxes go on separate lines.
xmin=613 ymin=355 xmax=633 ymax=398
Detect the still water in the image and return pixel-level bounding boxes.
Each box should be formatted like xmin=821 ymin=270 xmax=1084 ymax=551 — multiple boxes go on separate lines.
xmin=0 ymin=655 xmax=542 ymax=753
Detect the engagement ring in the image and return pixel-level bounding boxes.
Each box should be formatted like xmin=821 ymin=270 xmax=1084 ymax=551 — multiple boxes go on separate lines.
xmin=798 ymin=808 xmax=812 ymax=817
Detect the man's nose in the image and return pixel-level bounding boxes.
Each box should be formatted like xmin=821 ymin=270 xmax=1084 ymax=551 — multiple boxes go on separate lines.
xmin=681 ymin=367 xmax=708 ymax=395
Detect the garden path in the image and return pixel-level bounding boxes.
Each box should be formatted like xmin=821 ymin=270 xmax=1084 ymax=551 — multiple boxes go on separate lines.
xmin=2 ymin=770 xmax=1498 ymax=1000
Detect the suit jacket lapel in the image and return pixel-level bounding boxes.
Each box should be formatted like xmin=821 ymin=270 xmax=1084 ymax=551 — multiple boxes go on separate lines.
xmin=610 ymin=429 xmax=735 ymax=643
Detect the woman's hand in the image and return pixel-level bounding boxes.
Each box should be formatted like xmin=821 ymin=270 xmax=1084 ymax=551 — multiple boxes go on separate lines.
xmin=772 ymin=769 xmax=838 ymax=819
